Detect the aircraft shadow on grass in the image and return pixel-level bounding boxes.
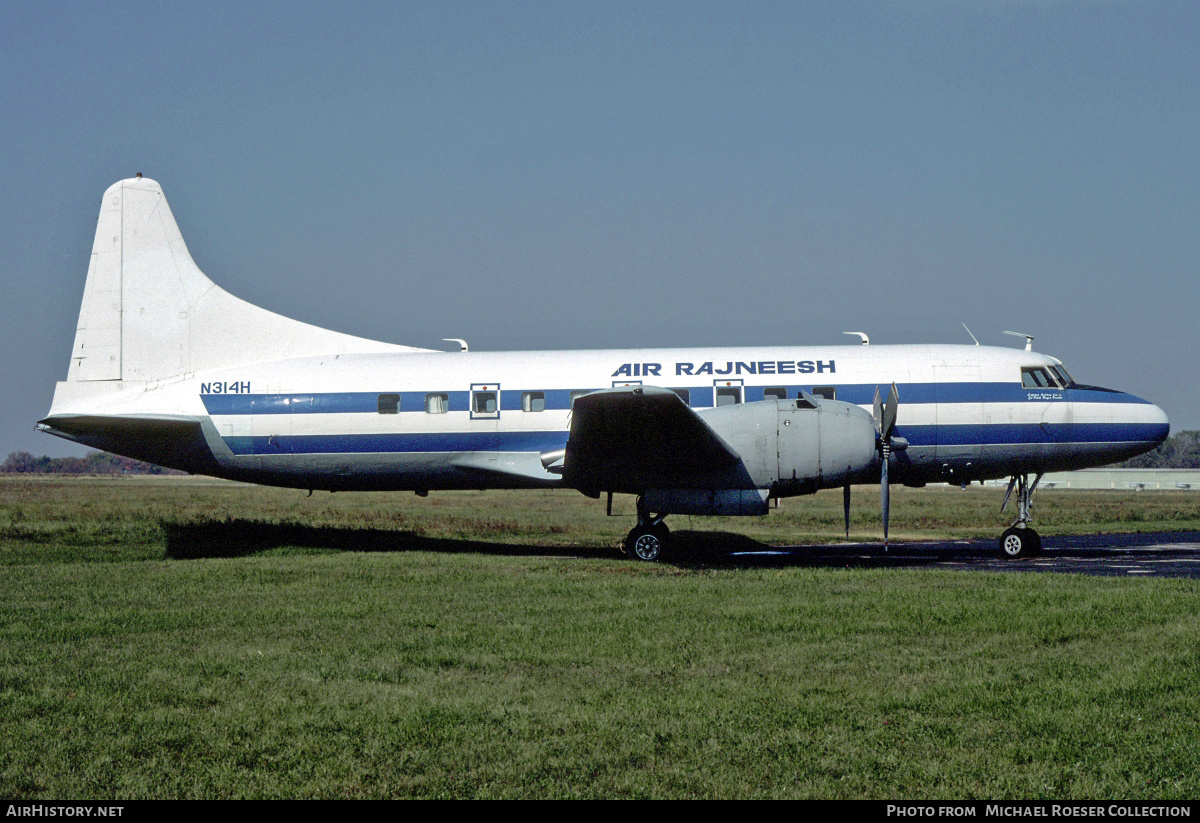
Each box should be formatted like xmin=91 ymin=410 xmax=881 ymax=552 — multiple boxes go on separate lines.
xmin=162 ymin=519 xmax=617 ymax=560
xmin=161 ymin=520 xmax=801 ymax=563
xmin=162 ymin=519 xmax=1056 ymax=569
xmin=161 ymin=520 xmax=1200 ymax=572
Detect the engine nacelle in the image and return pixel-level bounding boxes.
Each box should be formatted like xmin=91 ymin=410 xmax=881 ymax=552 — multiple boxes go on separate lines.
xmin=561 ymin=387 xmax=877 ymax=513
xmin=698 ymin=395 xmax=876 ymax=499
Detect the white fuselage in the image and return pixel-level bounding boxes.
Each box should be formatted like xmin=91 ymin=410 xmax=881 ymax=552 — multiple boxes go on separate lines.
xmin=44 ymin=342 xmax=1170 ymax=493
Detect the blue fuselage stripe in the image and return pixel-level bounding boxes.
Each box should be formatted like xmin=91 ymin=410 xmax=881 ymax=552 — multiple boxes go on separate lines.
xmin=199 ymin=383 xmax=1148 ymax=416
xmin=899 ymin=422 xmax=1169 ymax=447
xmin=226 ymin=431 xmax=571 ymax=456
xmin=218 ymin=422 xmax=1168 ymax=457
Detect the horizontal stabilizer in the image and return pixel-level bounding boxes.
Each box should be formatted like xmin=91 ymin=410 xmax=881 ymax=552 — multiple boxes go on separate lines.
xmin=36 ymin=414 xmax=224 ymax=474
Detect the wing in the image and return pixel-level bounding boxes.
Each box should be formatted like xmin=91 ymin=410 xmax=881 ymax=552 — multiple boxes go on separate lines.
xmin=562 ymin=386 xmax=743 ymax=495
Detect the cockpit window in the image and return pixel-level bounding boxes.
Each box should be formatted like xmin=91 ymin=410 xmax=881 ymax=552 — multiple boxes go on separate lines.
xmin=1021 ymin=366 xmax=1077 ymax=389
xmin=1049 ymin=365 xmax=1076 ymax=388
xmin=1021 ymin=367 xmax=1057 ymax=388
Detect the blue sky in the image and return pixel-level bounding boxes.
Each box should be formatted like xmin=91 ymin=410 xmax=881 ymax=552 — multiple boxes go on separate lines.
xmin=3 ymin=1 xmax=1197 ymax=457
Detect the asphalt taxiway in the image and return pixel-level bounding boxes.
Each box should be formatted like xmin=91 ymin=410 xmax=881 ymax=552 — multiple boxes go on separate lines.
xmin=730 ymin=531 xmax=1200 ymax=577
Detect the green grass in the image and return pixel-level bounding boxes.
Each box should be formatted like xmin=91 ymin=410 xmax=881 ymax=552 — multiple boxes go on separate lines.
xmin=1 ymin=477 xmax=1198 ymax=798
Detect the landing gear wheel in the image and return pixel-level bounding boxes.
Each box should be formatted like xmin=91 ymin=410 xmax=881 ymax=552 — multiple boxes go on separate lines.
xmin=625 ymin=523 xmax=670 ymax=562
xmin=999 ymin=527 xmax=1040 ymax=559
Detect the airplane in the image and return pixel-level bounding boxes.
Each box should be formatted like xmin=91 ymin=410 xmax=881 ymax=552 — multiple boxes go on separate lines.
xmin=38 ymin=177 xmax=1170 ymax=561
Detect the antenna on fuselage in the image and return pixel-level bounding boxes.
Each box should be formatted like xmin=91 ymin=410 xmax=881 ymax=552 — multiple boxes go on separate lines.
xmin=962 ymin=324 xmax=980 ymax=345
xmin=1003 ymin=331 xmax=1034 ymax=352
xmin=843 ymin=332 xmax=870 ymax=345
xmin=443 ymin=338 xmax=469 ymax=352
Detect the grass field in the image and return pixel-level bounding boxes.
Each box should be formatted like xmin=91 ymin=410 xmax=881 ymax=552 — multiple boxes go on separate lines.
xmin=2 ymin=476 xmax=1199 ymax=798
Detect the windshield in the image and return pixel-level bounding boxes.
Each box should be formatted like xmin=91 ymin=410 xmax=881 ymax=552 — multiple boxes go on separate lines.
xmin=1021 ymin=367 xmax=1057 ymax=388
xmin=1021 ymin=365 xmax=1077 ymax=389
xmin=1049 ymin=365 xmax=1076 ymax=387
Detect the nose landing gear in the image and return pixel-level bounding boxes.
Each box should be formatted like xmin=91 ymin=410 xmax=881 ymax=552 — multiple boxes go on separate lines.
xmin=999 ymin=472 xmax=1043 ymax=559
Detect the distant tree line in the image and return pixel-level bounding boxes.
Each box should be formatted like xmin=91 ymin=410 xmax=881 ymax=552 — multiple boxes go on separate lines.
xmin=1 ymin=450 xmax=183 ymax=475
xmin=1113 ymin=430 xmax=1200 ymax=469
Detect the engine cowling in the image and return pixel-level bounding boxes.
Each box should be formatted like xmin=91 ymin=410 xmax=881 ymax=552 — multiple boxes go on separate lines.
xmin=641 ymin=396 xmax=877 ymax=514
xmin=700 ymin=395 xmax=875 ymax=496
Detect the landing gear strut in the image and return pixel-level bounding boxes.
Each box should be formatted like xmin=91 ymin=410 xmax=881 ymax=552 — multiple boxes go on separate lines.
xmin=999 ymin=472 xmax=1043 ymax=559
xmin=624 ymin=497 xmax=671 ymax=561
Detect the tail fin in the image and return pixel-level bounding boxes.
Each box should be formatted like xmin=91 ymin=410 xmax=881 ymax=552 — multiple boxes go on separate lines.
xmin=68 ymin=177 xmax=430 ymax=383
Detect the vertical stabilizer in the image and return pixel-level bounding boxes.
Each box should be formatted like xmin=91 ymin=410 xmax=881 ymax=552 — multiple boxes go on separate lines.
xmin=67 ymin=177 xmax=429 ymax=384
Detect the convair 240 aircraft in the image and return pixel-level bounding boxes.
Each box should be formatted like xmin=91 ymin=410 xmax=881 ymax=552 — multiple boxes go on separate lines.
xmin=39 ymin=178 xmax=1170 ymax=560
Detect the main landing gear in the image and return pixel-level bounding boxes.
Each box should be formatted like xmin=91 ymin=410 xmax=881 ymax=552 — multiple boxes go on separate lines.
xmin=999 ymin=472 xmax=1043 ymax=559
xmin=623 ymin=497 xmax=671 ymax=562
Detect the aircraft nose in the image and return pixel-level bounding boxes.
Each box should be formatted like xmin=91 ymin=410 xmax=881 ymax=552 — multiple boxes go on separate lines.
xmin=1127 ymin=394 xmax=1170 ymax=446
xmin=1146 ymin=402 xmax=1170 ymax=445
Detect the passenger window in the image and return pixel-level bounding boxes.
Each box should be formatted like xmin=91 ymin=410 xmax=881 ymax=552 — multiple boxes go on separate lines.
xmin=425 ymin=393 xmax=447 ymax=414
xmin=378 ymin=393 xmax=399 ymax=414
xmin=716 ymin=387 xmax=741 ymax=406
xmin=671 ymin=388 xmax=691 ymax=404
xmin=763 ymin=387 xmax=788 ymax=401
xmin=812 ymin=386 xmax=836 ymax=400
xmin=473 ymin=392 xmax=497 ymax=414
xmin=569 ymin=390 xmax=594 ymax=408
xmin=522 ymin=391 xmax=545 ymax=412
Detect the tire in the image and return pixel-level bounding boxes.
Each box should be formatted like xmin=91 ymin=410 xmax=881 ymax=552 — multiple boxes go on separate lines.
xmin=999 ymin=527 xmax=1040 ymax=559
xmin=626 ymin=524 xmax=669 ymax=561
